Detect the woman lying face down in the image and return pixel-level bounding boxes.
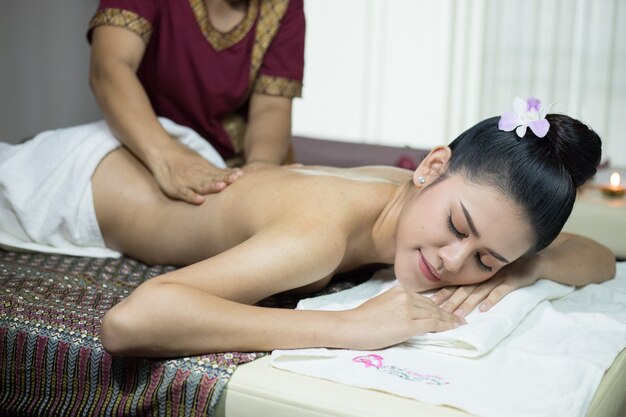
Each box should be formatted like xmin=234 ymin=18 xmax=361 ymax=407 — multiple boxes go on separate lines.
xmin=95 ymin=98 xmax=615 ymax=356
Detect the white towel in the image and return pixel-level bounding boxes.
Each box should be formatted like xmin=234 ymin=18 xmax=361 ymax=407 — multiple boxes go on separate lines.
xmin=0 ymin=118 xmax=225 ymax=258
xmin=272 ymin=262 xmax=626 ymax=417
xmin=297 ymin=267 xmax=575 ymax=357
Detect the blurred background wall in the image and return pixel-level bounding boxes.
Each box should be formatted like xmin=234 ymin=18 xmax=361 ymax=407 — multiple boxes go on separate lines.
xmin=0 ymin=0 xmax=101 ymax=141
xmin=1 ymin=0 xmax=624 ymax=165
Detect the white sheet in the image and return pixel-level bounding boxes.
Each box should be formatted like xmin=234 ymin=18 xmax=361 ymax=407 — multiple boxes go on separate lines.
xmin=0 ymin=118 xmax=225 ymax=258
xmin=272 ymin=262 xmax=626 ymax=417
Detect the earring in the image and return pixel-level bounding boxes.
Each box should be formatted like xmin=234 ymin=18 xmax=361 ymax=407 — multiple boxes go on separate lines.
xmin=418 ymin=176 xmax=426 ymax=184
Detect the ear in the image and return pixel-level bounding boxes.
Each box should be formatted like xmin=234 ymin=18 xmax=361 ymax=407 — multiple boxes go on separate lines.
xmin=412 ymin=146 xmax=452 ymax=186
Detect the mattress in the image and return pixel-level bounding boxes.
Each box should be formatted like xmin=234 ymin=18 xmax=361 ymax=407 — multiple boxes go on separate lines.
xmin=216 ymin=347 xmax=626 ymax=417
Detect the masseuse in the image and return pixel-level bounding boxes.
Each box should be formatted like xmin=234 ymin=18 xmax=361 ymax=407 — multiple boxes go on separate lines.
xmin=88 ymin=0 xmax=305 ymax=204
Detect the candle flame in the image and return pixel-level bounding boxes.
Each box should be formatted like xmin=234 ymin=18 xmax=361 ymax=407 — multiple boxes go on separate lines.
xmin=610 ymin=172 xmax=621 ymax=187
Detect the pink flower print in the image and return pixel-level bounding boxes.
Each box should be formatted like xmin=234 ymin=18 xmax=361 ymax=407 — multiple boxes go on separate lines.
xmin=353 ymin=354 xmax=384 ymax=369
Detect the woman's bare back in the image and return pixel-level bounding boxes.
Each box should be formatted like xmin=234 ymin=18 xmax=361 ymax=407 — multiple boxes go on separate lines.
xmin=92 ymin=147 xmax=410 ymax=266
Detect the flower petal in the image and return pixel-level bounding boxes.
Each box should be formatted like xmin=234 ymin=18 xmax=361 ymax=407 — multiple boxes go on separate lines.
xmin=527 ymin=97 xmax=541 ymax=112
xmin=529 ymin=119 xmax=550 ymax=138
xmin=513 ymin=97 xmax=527 ymax=116
xmin=515 ymin=124 xmax=528 ymax=138
xmin=498 ymin=112 xmax=523 ymax=131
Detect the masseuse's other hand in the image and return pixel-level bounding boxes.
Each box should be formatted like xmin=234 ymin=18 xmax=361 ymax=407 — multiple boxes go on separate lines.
xmin=431 ymin=257 xmax=540 ymax=318
xmin=345 ymin=286 xmax=466 ymax=350
xmin=152 ymin=141 xmax=243 ymax=204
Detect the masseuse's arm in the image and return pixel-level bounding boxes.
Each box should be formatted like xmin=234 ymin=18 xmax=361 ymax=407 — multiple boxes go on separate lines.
xmin=242 ymin=93 xmax=293 ymax=169
xmin=89 ymin=26 xmax=242 ymax=204
xmin=100 ymin=227 xmax=463 ymax=356
xmin=434 ymin=232 xmax=616 ymax=317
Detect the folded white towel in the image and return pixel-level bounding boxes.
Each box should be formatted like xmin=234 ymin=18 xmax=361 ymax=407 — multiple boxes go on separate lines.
xmin=297 ymin=267 xmax=574 ymax=357
xmin=0 ymin=118 xmax=225 ymax=258
xmin=272 ymin=262 xmax=626 ymax=417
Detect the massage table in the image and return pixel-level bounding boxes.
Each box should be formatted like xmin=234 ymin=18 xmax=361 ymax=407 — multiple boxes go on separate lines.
xmin=1 ymin=137 xmax=624 ymax=417
xmin=1 ymin=249 xmax=623 ymax=417
xmin=216 ymin=348 xmax=626 ymax=417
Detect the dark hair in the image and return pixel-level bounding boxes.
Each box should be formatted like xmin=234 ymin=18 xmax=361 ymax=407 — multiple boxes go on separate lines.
xmin=443 ymin=114 xmax=601 ymax=253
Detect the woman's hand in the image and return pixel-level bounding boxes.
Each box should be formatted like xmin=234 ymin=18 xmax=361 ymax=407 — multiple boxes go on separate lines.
xmin=343 ymin=286 xmax=466 ymax=350
xmin=430 ymin=257 xmax=540 ymax=317
xmin=151 ymin=141 xmax=244 ymax=204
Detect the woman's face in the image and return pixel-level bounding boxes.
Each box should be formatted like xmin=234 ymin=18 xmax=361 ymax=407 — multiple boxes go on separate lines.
xmin=394 ymin=174 xmax=534 ymax=292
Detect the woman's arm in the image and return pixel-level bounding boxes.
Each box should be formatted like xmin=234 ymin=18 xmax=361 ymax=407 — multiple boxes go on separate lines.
xmin=432 ymin=232 xmax=616 ymax=317
xmin=526 ymin=232 xmax=616 ymax=286
xmin=90 ymin=26 xmax=242 ymax=203
xmin=243 ymin=94 xmax=293 ymax=167
xmin=100 ymin=228 xmax=462 ymax=356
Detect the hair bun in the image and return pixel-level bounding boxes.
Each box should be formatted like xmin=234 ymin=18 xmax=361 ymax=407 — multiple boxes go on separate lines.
xmin=446 ymin=113 xmax=603 ymax=252
xmin=544 ymin=114 xmax=602 ymax=188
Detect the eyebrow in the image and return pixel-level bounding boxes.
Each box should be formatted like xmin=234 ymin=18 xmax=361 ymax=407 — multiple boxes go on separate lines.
xmin=459 ymin=201 xmax=510 ymax=264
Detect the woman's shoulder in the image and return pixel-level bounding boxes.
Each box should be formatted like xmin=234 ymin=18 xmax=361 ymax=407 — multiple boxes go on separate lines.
xmin=289 ymin=165 xmax=412 ymax=185
xmin=236 ymin=166 xmax=398 ymax=225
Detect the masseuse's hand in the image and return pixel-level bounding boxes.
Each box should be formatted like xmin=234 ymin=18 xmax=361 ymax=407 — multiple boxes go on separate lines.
xmin=344 ymin=286 xmax=466 ymax=350
xmin=431 ymin=257 xmax=540 ymax=318
xmin=151 ymin=140 xmax=244 ymax=205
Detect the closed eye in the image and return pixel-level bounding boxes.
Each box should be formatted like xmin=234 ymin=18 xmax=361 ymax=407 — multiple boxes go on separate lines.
xmin=447 ymin=215 xmax=466 ymax=239
xmin=475 ymin=253 xmax=492 ymax=272
xmin=449 ymin=214 xmax=493 ymax=272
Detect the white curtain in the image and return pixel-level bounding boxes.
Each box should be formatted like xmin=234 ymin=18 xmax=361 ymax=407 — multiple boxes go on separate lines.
xmin=293 ymin=0 xmax=626 ymax=166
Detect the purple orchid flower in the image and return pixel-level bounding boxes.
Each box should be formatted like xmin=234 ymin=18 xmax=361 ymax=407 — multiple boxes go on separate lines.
xmin=498 ymin=96 xmax=555 ymax=138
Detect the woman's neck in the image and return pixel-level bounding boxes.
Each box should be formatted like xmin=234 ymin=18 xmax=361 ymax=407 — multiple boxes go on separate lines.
xmin=368 ymin=181 xmax=415 ymax=264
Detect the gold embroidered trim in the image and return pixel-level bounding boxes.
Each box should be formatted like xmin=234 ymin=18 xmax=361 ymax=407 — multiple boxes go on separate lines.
xmin=221 ymin=113 xmax=247 ymax=154
xmin=225 ymin=154 xmax=246 ymax=167
xmin=220 ymin=0 xmax=290 ymax=155
xmin=89 ymin=9 xmax=153 ymax=44
xmin=248 ymin=0 xmax=289 ymax=86
xmin=253 ymin=75 xmax=302 ymax=97
xmin=189 ymin=0 xmax=259 ymax=51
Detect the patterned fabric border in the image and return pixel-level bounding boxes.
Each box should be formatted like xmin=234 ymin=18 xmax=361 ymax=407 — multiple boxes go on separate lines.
xmin=219 ymin=0 xmax=289 ymax=155
xmin=189 ymin=0 xmax=260 ymax=52
xmin=221 ymin=113 xmax=247 ymax=156
xmin=89 ymin=9 xmax=153 ymax=44
xmin=0 ymin=250 xmax=374 ymax=417
xmin=248 ymin=0 xmax=289 ymax=87
xmin=253 ymin=75 xmax=302 ymax=98
xmin=0 ymin=251 xmax=262 ymax=417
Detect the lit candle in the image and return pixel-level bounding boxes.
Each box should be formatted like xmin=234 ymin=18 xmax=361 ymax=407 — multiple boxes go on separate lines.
xmin=601 ymin=172 xmax=625 ymax=198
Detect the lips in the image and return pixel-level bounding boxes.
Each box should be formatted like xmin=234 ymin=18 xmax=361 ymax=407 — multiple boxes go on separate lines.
xmin=417 ymin=250 xmax=441 ymax=283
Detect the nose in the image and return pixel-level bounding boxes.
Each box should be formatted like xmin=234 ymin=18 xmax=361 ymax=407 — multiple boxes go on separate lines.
xmin=438 ymin=241 xmax=471 ymax=273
